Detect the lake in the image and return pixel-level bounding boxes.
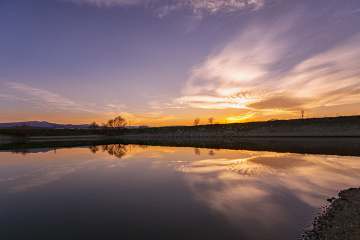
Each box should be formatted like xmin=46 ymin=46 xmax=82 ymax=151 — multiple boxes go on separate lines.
xmin=1 ymin=141 xmax=360 ymax=239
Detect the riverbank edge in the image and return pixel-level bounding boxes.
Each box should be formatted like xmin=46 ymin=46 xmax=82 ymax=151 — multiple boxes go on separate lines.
xmin=1 ymin=136 xmax=360 ymax=157
xmin=304 ymin=187 xmax=360 ymax=239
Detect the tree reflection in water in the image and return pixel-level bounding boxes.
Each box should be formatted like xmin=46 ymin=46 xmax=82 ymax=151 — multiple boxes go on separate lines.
xmin=89 ymin=146 xmax=99 ymax=154
xmin=194 ymin=148 xmax=218 ymax=156
xmin=136 ymin=145 xmax=148 ymax=149
xmin=89 ymin=144 xmax=127 ymax=158
xmin=12 ymin=148 xmax=29 ymax=155
xmin=194 ymin=148 xmax=201 ymax=155
xmin=9 ymin=143 xmax=30 ymax=155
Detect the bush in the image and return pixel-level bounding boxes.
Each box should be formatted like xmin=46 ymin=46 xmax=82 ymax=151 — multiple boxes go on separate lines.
xmin=11 ymin=124 xmax=30 ymax=137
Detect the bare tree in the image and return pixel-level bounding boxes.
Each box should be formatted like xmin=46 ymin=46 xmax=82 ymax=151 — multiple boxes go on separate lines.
xmin=208 ymin=117 xmax=214 ymax=125
xmin=12 ymin=124 xmax=29 ymax=137
xmin=101 ymin=122 xmax=108 ymax=133
xmin=88 ymin=122 xmax=99 ymax=131
xmin=99 ymin=116 xmax=127 ymax=134
xmin=194 ymin=118 xmax=200 ymax=126
xmin=107 ymin=119 xmax=114 ymax=129
xmin=113 ymin=116 xmax=127 ymax=130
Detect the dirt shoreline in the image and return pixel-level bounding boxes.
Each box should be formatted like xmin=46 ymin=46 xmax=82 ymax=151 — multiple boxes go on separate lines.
xmin=1 ymin=135 xmax=360 ymax=157
xmin=304 ymin=187 xmax=360 ymax=239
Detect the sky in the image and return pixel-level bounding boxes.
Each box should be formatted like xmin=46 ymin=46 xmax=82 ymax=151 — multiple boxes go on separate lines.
xmin=1 ymin=0 xmax=360 ymax=126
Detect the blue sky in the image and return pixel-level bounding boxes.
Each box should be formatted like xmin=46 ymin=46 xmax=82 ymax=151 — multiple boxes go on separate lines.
xmin=1 ymin=0 xmax=360 ymax=126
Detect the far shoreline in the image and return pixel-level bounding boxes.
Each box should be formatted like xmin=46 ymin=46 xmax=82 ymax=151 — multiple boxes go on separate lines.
xmin=1 ymin=115 xmax=359 ymax=143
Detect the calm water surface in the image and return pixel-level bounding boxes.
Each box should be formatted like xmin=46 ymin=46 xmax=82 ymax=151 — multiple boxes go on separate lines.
xmin=1 ymin=144 xmax=360 ymax=239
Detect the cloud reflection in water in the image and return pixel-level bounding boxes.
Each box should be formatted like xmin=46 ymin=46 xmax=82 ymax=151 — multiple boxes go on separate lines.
xmin=1 ymin=146 xmax=360 ymax=239
xmin=172 ymin=151 xmax=360 ymax=239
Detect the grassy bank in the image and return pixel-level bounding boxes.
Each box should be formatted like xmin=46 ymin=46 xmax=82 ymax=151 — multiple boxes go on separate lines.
xmin=122 ymin=115 xmax=360 ymax=138
xmin=1 ymin=115 xmax=359 ymax=138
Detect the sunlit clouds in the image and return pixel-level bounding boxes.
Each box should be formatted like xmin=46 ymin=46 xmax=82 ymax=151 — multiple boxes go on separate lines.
xmin=227 ymin=112 xmax=255 ymax=123
xmin=174 ymin=151 xmax=360 ymax=237
xmin=175 ymin=14 xmax=360 ymax=119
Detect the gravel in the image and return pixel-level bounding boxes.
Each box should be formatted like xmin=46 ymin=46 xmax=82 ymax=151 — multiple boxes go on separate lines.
xmin=304 ymin=187 xmax=360 ymax=239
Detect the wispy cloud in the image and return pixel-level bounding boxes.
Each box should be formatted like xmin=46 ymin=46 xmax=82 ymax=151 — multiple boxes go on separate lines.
xmin=174 ymin=21 xmax=360 ymax=116
xmin=7 ymin=82 xmax=77 ymax=109
xmin=3 ymin=82 xmax=129 ymax=115
xmin=173 ymin=23 xmax=295 ymax=110
xmin=61 ymin=0 xmax=143 ymax=7
xmin=60 ymin=0 xmax=265 ymax=18
xmin=0 ymin=93 xmax=28 ymax=101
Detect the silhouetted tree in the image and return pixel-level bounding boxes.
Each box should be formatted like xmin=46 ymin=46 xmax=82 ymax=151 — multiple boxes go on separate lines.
xmin=208 ymin=117 xmax=214 ymax=125
xmin=101 ymin=122 xmax=108 ymax=134
xmin=107 ymin=119 xmax=114 ymax=129
xmin=113 ymin=116 xmax=126 ymax=130
xmin=194 ymin=118 xmax=200 ymax=126
xmin=97 ymin=116 xmax=128 ymax=135
xmin=88 ymin=122 xmax=99 ymax=133
xmin=11 ymin=124 xmax=29 ymax=137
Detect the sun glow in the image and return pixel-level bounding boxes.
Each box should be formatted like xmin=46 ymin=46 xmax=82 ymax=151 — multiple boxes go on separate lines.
xmin=226 ymin=113 xmax=256 ymax=123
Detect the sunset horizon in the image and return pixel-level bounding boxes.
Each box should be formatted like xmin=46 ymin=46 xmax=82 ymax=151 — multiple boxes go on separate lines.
xmin=1 ymin=0 xmax=360 ymax=127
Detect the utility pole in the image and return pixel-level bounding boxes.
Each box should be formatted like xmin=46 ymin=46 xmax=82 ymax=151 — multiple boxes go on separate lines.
xmin=301 ymin=110 xmax=304 ymax=119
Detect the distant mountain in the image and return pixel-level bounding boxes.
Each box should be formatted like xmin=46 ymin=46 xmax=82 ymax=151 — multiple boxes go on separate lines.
xmin=0 ymin=121 xmax=89 ymax=129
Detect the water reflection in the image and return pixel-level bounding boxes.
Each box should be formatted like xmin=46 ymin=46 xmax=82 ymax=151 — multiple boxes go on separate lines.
xmin=12 ymin=147 xmax=29 ymax=155
xmin=1 ymin=144 xmax=360 ymax=239
xmin=208 ymin=149 xmax=216 ymax=156
xmin=89 ymin=144 xmax=127 ymax=158
xmin=194 ymin=148 xmax=201 ymax=155
xmin=193 ymin=148 xmax=217 ymax=156
xmin=89 ymin=146 xmax=99 ymax=153
xmin=172 ymin=152 xmax=360 ymax=239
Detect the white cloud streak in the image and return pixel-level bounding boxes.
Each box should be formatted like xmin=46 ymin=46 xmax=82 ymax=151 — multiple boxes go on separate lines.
xmin=175 ymin=153 xmax=360 ymax=238
xmin=175 ymin=26 xmax=360 ymax=115
xmin=60 ymin=0 xmax=265 ymax=17
xmin=61 ymin=0 xmax=144 ymax=7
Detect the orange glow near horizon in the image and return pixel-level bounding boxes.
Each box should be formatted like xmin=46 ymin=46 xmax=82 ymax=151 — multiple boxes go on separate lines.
xmin=3 ymin=108 xmax=360 ymax=127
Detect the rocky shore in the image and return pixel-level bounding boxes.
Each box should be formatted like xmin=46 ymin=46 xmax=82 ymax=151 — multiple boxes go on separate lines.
xmin=304 ymin=187 xmax=360 ymax=239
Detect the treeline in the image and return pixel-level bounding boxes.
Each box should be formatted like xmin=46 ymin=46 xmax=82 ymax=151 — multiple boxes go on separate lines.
xmin=88 ymin=115 xmax=127 ymax=134
xmin=0 ymin=116 xmax=127 ymax=137
xmin=0 ymin=127 xmax=90 ymax=137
